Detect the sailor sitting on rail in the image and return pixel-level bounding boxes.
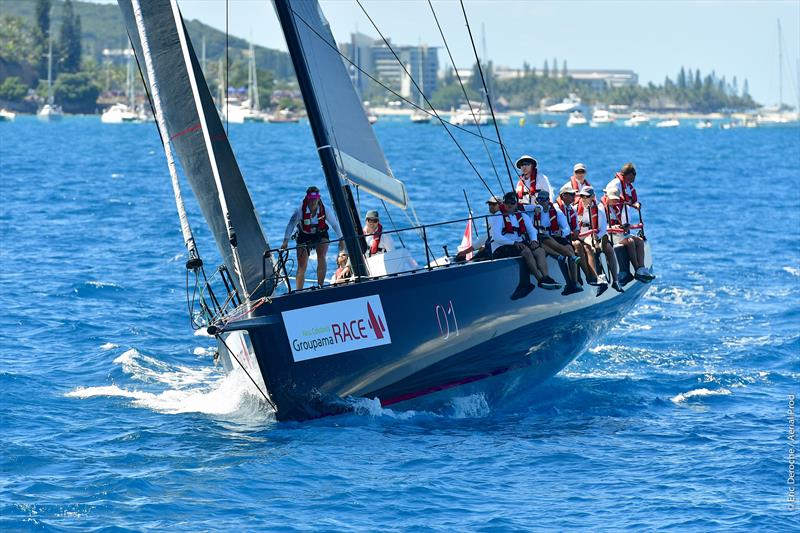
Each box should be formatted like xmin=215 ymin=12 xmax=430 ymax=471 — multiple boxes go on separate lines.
xmin=363 ymin=210 xmax=395 ymax=257
xmin=332 ymin=252 xmax=353 ymax=284
xmin=281 ymin=186 xmax=343 ymax=289
xmin=456 ymin=194 xmax=501 ymax=262
xmin=576 ymin=186 xmax=624 ymax=293
xmin=606 ymin=162 xmax=641 ymax=212
xmin=515 ymin=154 xmax=553 ymax=205
xmin=556 ymin=184 xmax=596 ymax=288
xmin=602 ymin=187 xmax=654 ymax=284
xmin=488 ymin=193 xmax=557 ymax=299
xmin=530 ymin=190 xmax=583 ymax=295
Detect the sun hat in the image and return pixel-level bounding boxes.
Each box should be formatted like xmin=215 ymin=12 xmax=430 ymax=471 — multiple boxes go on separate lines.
xmin=486 ymin=195 xmax=502 ymax=204
xmin=365 ymin=210 xmax=379 ymax=220
xmin=559 ymin=184 xmax=577 ymax=195
xmin=577 ymin=186 xmax=595 ymax=197
xmin=515 ymin=155 xmax=538 ymax=169
xmin=573 ymin=163 xmax=587 ymax=172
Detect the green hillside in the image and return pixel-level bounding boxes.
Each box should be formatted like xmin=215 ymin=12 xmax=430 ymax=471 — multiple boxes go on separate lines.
xmin=0 ymin=0 xmax=294 ymax=78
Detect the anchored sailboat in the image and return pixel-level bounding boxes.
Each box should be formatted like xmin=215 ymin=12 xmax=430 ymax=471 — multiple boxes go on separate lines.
xmin=118 ymin=0 xmax=653 ymax=422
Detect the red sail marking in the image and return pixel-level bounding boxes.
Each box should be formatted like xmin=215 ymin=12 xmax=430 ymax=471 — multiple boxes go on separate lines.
xmin=170 ymin=123 xmax=202 ymax=140
xmin=366 ymin=302 xmax=385 ymax=340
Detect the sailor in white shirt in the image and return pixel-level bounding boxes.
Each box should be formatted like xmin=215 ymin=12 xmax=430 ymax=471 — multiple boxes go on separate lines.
xmin=488 ymin=193 xmax=560 ymax=298
xmin=576 ymin=186 xmax=623 ymax=293
xmin=530 ymin=190 xmax=582 ymax=295
xmin=603 ymin=187 xmax=653 ymax=284
xmin=363 ymin=210 xmax=395 ymax=256
xmin=514 ymin=154 xmax=553 ymax=205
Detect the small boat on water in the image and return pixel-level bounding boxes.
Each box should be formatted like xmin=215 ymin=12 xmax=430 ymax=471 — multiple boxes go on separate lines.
xmin=101 ymin=102 xmax=138 ymax=123
xmin=410 ymin=110 xmax=431 ymax=124
xmin=655 ymin=118 xmax=680 ymax=128
xmin=0 ymin=109 xmax=15 ymax=122
xmin=37 ymin=35 xmax=62 ymax=122
xmin=566 ymin=110 xmax=589 ymax=127
xmin=695 ymin=119 xmax=713 ymax=129
xmin=451 ymin=106 xmax=491 ymax=126
xmin=590 ymin=109 xmax=615 ymax=127
xmin=538 ymin=120 xmax=559 ymax=129
xmin=545 ymin=94 xmax=581 ymax=113
xmin=624 ymin=111 xmax=650 ymax=127
xmin=117 ymin=0 xmax=654 ymax=421
xmin=268 ymin=108 xmax=301 ymax=123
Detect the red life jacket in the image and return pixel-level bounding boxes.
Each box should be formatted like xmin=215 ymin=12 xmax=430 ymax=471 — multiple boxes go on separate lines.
xmin=533 ymin=204 xmax=560 ymax=234
xmin=516 ymin=170 xmax=538 ymax=202
xmin=570 ymin=175 xmax=591 ymax=196
xmin=615 ymin=172 xmax=638 ymax=204
xmin=602 ymin=197 xmax=626 ymax=234
xmin=502 ymin=212 xmax=528 ymax=237
xmin=300 ymin=198 xmax=328 ymax=234
xmin=556 ymin=197 xmax=578 ymax=233
xmin=577 ymin=199 xmax=599 ymax=237
xmin=364 ymin=222 xmax=383 ymax=254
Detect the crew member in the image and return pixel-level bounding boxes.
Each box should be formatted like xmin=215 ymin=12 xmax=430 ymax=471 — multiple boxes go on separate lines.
xmin=567 ymin=163 xmax=591 ymax=203
xmin=606 ymin=162 xmax=640 ymax=210
xmin=603 ymin=187 xmax=653 ymax=283
xmin=556 ymin=184 xmax=595 ymax=287
xmin=332 ymin=252 xmax=352 ymax=284
xmin=363 ymin=210 xmax=394 ymax=257
xmin=281 ymin=186 xmax=343 ymax=289
xmin=531 ymin=189 xmax=582 ymax=295
xmin=515 ymin=154 xmax=553 ymax=205
xmin=576 ymin=187 xmax=623 ymax=293
xmin=489 ymin=193 xmax=558 ymax=298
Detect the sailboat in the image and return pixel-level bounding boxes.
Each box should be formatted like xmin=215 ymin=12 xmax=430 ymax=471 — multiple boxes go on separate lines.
xmin=101 ymin=49 xmax=139 ymax=123
xmin=37 ymin=34 xmax=63 ymax=122
xmin=117 ymin=0 xmax=654 ymax=422
xmin=223 ymin=42 xmax=267 ymax=123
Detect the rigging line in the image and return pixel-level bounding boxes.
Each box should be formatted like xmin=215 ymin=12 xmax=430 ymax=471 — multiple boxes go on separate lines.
xmin=427 ymin=0 xmax=503 ymax=194
xmin=225 ymin=0 xmax=229 ymax=135
xmin=285 ymin=6 xmax=504 ymax=147
xmin=352 ymin=0 xmax=496 ymax=198
xmin=459 ymin=0 xmax=515 ymax=192
xmin=215 ymin=333 xmax=276 ymax=411
xmin=380 ymin=199 xmax=406 ymax=248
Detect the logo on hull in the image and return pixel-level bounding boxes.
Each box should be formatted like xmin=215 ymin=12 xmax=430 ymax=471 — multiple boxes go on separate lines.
xmin=282 ymin=295 xmax=392 ymax=362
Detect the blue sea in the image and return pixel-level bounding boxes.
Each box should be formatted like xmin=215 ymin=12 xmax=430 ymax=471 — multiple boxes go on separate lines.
xmin=1 ymin=116 xmax=798 ymax=530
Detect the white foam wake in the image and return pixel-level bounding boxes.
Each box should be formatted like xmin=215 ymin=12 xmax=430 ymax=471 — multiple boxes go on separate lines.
xmin=67 ymin=348 xmax=273 ymax=420
xmin=671 ymin=388 xmax=731 ymax=404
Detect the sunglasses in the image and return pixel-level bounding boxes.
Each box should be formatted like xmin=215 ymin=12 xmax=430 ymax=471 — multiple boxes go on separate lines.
xmin=366 ymin=217 xmax=379 ymax=222
xmin=575 ymin=169 xmax=586 ymax=174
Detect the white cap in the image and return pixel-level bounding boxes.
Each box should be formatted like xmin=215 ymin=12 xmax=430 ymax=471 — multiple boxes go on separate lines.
xmin=573 ymin=163 xmax=587 ymax=172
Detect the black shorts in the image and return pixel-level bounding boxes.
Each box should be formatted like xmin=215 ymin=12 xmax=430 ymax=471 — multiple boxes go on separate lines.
xmin=551 ymin=235 xmax=570 ymax=246
xmin=492 ymin=244 xmax=521 ymax=259
xmin=297 ymin=230 xmax=329 ymax=252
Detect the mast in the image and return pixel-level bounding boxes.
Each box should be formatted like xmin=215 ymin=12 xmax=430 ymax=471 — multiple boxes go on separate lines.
xmin=47 ymin=35 xmax=54 ymax=105
xmin=778 ymin=19 xmax=783 ymax=109
xmin=272 ymin=0 xmax=367 ymax=278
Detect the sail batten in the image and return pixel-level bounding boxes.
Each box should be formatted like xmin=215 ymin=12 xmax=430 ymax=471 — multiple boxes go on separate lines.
xmin=281 ymin=0 xmax=409 ymax=209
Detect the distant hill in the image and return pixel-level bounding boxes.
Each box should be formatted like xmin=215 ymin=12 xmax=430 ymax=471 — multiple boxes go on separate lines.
xmin=0 ymin=0 xmax=294 ymax=78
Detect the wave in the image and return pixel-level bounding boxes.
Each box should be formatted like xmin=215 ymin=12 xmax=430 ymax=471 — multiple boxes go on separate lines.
xmin=783 ymin=266 xmax=800 ymax=277
xmin=670 ymin=387 xmax=731 ymax=404
xmin=100 ymin=342 xmax=118 ymax=351
xmin=66 ymin=348 xmax=273 ymax=422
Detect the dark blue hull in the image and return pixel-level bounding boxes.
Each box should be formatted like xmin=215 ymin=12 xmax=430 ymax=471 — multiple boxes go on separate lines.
xmin=222 ymin=252 xmax=652 ymax=421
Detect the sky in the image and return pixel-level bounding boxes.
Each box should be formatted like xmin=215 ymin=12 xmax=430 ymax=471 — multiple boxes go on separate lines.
xmin=92 ymin=0 xmax=800 ymax=107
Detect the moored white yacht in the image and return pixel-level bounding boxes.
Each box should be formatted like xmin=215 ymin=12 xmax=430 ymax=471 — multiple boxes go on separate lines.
xmin=410 ymin=110 xmax=431 ymax=123
xmin=545 ymin=93 xmax=581 ymax=113
xmin=590 ymin=109 xmax=615 ymax=127
xmin=37 ymin=35 xmax=62 ymax=122
xmin=655 ymin=118 xmax=680 ymax=128
xmin=101 ymin=102 xmax=139 ymax=123
xmin=695 ymin=119 xmax=713 ymax=129
xmin=450 ymin=107 xmax=491 ymax=126
xmin=0 ymin=109 xmax=16 ymax=122
xmin=566 ymin=109 xmax=588 ymax=127
xmin=624 ymin=111 xmax=650 ymax=127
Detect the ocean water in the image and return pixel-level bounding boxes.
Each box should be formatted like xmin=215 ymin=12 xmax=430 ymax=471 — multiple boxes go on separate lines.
xmin=1 ymin=116 xmax=798 ymax=530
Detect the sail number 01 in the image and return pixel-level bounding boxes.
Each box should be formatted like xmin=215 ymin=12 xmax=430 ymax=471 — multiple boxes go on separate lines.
xmin=435 ymin=301 xmax=459 ymax=339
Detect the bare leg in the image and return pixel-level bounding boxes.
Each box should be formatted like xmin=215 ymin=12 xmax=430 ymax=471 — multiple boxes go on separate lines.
xmin=315 ymin=241 xmax=330 ymax=286
xmin=602 ymin=239 xmax=619 ymax=283
xmin=532 ymin=245 xmax=549 ymax=277
xmin=623 ymin=239 xmax=641 ymax=269
xmin=520 ymin=247 xmax=543 ymax=281
xmin=296 ymin=247 xmax=309 ymax=290
xmin=634 ymin=237 xmax=645 ymax=267
xmin=580 ymin=241 xmax=598 ymax=279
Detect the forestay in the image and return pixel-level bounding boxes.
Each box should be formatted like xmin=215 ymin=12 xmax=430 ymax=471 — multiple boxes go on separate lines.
xmin=117 ymin=0 xmax=273 ymax=299
xmin=280 ymin=0 xmax=409 ymax=209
